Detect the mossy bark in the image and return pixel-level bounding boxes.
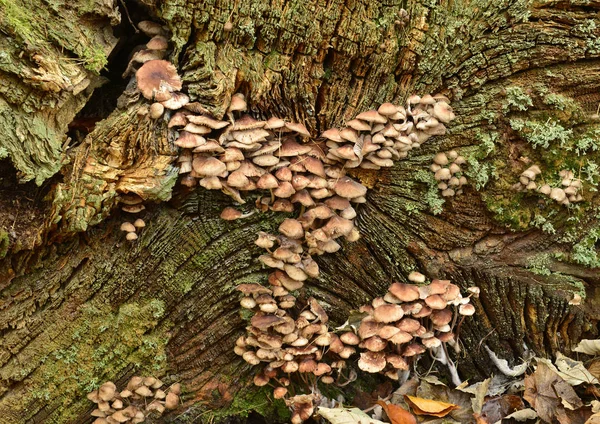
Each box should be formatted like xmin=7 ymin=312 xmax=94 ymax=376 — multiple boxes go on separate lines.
xmin=0 ymin=0 xmax=599 ymax=422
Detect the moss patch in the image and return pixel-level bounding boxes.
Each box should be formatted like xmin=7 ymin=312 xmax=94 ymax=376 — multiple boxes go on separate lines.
xmin=5 ymin=300 xmax=171 ymax=422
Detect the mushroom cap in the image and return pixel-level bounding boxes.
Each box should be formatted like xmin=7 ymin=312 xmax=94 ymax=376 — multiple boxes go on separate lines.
xmin=433 ymin=102 xmax=455 ymax=123
xmin=396 ymin=317 xmax=421 ymax=333
xmin=285 ymin=122 xmax=311 ymax=137
xmin=161 ymin=92 xmax=189 ymax=109
xmin=430 ymin=308 xmax=453 ymax=326
xmin=99 ymin=382 xmax=117 ymax=401
xmin=425 ymin=294 xmax=448 ymax=310
xmin=133 ymin=219 xmax=146 ymax=228
xmin=313 ymin=362 xmax=332 ymax=376
xmin=358 ymin=351 xmax=387 ymax=373
xmin=408 ymin=271 xmax=426 ymax=283
xmin=403 ymin=343 xmax=426 ymax=356
xmin=378 ymin=103 xmax=397 ymax=116
xmin=356 ymin=110 xmax=387 ymax=124
xmin=321 ymin=128 xmax=343 ymax=142
xmin=265 ymin=117 xmax=286 ymax=129
xmin=175 ymin=131 xmax=206 ymax=148
xmin=228 ymin=93 xmax=247 ymax=112
xmin=126 ymin=232 xmax=138 ymax=241
xmin=251 ymin=314 xmax=286 ymax=329
xmin=325 ymin=196 xmax=351 ymax=210
xmin=322 ymin=216 xmax=354 ymax=238
xmin=389 ymin=330 xmax=412 ymax=345
xmin=136 ymin=60 xmax=182 ymax=100
xmin=279 ymin=139 xmax=312 ymax=156
xmin=138 ymin=20 xmax=165 ymax=36
xmin=378 ymin=325 xmax=400 ymax=339
xmin=257 ymin=173 xmax=280 ymax=190
xmin=386 ymin=354 xmax=409 ymax=370
xmin=388 ymin=283 xmax=420 ymax=302
xmin=333 ymin=177 xmax=367 ymax=199
xmin=422 ymin=337 xmax=442 ymax=348
xmin=279 ymin=219 xmax=304 ymax=239
xmin=146 ymin=35 xmax=168 ymax=50
xmin=340 ymin=332 xmax=360 ymax=345
xmin=429 ymin=279 xmax=450 ymax=295
xmin=339 ymin=128 xmax=359 ymax=143
xmin=120 ymin=222 xmax=136 ymax=232
xmin=433 ymin=152 xmax=449 ymax=166
xmin=220 ymin=207 xmax=243 ymax=220
xmin=271 ymin=199 xmax=295 ymax=213
xmin=459 ymin=303 xmax=476 ymax=316
xmin=442 ymin=284 xmax=461 ymax=301
xmin=346 ymin=119 xmax=371 ymax=131
xmin=192 ymin=156 xmax=227 ymax=177
xmin=373 ymin=304 xmax=404 ymax=323
xmin=364 ymin=336 xmax=387 ymax=352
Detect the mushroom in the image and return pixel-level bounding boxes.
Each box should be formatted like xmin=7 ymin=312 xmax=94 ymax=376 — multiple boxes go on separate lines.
xmin=135 ymin=60 xmax=182 ymax=100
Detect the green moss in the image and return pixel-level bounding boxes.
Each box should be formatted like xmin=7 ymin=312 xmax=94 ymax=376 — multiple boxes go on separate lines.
xmin=11 ymin=300 xmax=171 ymax=421
xmin=0 ymin=0 xmax=37 ymax=46
xmin=504 ymin=86 xmax=533 ymax=112
xmin=195 ymin=385 xmax=291 ymax=423
xmin=526 ymin=253 xmax=552 ymax=276
xmin=0 ymin=229 xmax=8 ymax=259
xmin=0 ymin=147 xmax=8 ymax=159
xmin=510 ymin=118 xmax=572 ymax=150
xmin=543 ymin=93 xmax=576 ymax=112
xmin=570 ymin=226 xmax=600 ymax=268
xmin=414 ymin=170 xmax=444 ymax=215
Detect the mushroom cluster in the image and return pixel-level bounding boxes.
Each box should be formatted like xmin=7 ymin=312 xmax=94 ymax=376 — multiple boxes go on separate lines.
xmin=119 ymin=193 xmax=145 ymax=215
xmin=513 ymin=166 xmax=583 ymax=205
xmin=235 ymin=285 xmax=339 ymax=389
xmin=120 ymin=219 xmax=145 ymax=241
xmin=347 ymin=271 xmax=478 ymax=379
xmin=235 ymin=273 xmax=478 ymax=422
xmin=431 ymin=151 xmax=468 ymax=197
xmin=123 ymin=21 xmax=170 ymax=80
xmin=87 ymin=378 xmax=180 ymax=423
xmin=322 ymin=94 xmax=455 ymax=171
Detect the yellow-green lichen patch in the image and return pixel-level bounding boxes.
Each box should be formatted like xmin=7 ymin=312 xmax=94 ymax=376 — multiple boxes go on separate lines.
xmin=2 ymin=299 xmax=171 ymax=422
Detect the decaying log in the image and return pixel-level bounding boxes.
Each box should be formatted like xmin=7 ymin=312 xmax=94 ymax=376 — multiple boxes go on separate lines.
xmin=0 ymin=0 xmax=599 ymax=422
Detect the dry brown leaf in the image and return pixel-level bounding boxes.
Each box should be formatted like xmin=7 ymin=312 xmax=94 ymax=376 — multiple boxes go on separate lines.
xmin=479 ymin=394 xmax=525 ymax=423
xmin=573 ymin=340 xmax=600 ymax=356
xmin=377 ymin=400 xmax=417 ymax=424
xmin=588 ymin=360 xmax=600 ymax=380
xmin=587 ymin=413 xmax=600 ymax=424
xmin=404 ymin=395 xmax=459 ymax=417
xmin=524 ymin=362 xmax=583 ymax=424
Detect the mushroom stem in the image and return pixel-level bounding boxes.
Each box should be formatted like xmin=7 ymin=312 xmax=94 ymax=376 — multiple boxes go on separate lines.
xmin=440 ymin=343 xmax=462 ymax=386
xmin=270 ymin=188 xmax=275 ymax=204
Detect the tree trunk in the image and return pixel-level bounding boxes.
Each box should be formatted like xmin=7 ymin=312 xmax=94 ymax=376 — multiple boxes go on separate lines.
xmin=1 ymin=0 xmax=599 ymax=422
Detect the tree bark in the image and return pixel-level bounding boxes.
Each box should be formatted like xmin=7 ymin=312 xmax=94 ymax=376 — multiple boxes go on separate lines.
xmin=1 ymin=0 xmax=599 ymax=422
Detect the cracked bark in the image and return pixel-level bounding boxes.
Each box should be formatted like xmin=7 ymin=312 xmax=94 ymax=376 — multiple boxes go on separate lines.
xmin=0 ymin=0 xmax=599 ymax=422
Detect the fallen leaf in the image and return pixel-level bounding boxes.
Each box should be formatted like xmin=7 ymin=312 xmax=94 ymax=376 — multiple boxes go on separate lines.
xmin=391 ymin=377 xmax=419 ymax=405
xmin=421 ymin=375 xmax=448 ymax=386
xmin=404 ymin=395 xmax=459 ymax=417
xmin=416 ymin=379 xmax=474 ymax=422
xmin=524 ymin=362 xmax=583 ymax=423
xmin=487 ymin=374 xmax=525 ymax=397
xmin=457 ymin=378 xmax=491 ymax=414
xmin=588 ymin=360 xmax=600 ymax=380
xmin=493 ymin=408 xmax=538 ymax=424
xmin=573 ymin=339 xmax=600 ymax=356
xmin=554 ymin=353 xmax=600 ymax=385
xmin=587 ymin=413 xmax=600 ymax=424
xmin=376 ymin=401 xmax=417 ymax=424
xmin=480 ymin=394 xmax=525 ymax=423
xmin=318 ymin=407 xmax=387 ymax=424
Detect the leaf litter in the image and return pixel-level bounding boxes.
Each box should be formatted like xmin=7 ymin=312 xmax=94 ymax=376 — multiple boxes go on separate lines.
xmin=318 ymin=339 xmax=600 ymax=424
